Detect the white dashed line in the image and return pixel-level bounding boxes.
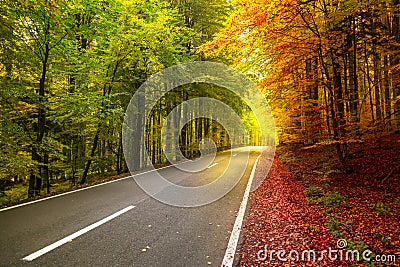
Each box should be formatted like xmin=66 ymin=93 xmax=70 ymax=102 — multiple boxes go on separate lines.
xmin=207 ymin=163 xmax=219 ymax=169
xmin=21 ymin=205 xmax=135 ymax=261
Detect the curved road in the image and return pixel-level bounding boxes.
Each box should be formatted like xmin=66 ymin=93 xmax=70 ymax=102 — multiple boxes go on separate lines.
xmin=0 ymin=147 xmax=265 ymax=267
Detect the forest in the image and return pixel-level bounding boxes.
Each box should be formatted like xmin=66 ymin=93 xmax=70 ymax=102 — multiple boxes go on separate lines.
xmin=0 ymin=0 xmax=399 ymax=210
xmin=0 ymin=0 xmax=240 ymax=201
xmin=1 ymin=0 xmax=400 ymax=266
xmin=205 ymin=0 xmax=400 ymax=169
xmin=204 ymin=1 xmax=399 ymax=264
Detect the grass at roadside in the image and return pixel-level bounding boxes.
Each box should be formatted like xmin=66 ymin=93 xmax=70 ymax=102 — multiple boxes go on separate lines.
xmin=0 ymin=158 xmax=189 ymax=209
xmin=0 ymin=172 xmax=130 ymax=209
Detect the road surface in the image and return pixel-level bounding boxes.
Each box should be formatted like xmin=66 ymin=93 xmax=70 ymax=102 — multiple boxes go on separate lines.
xmin=0 ymin=147 xmax=263 ymax=267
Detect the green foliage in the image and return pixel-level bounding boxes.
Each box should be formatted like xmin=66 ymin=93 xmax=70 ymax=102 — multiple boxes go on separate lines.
xmin=313 ymin=169 xmax=342 ymax=182
xmin=346 ymin=240 xmax=377 ymax=266
xmin=279 ymin=153 xmax=299 ymax=165
xmin=171 ymin=0 xmax=232 ymax=50
xmin=320 ymin=192 xmax=345 ymax=208
xmin=305 ymin=186 xmax=344 ymax=208
xmin=324 ymin=216 xmax=377 ymax=265
xmin=347 ymin=239 xmax=369 ymax=252
xmin=325 ymin=216 xmax=344 ymax=238
xmin=0 ymin=180 xmax=79 ymax=207
xmin=313 ymin=158 xmax=342 ymax=182
xmin=305 ymin=186 xmax=324 ymax=203
xmin=0 ymin=0 xmax=233 ymax=201
xmin=323 ymin=208 xmax=332 ymax=215
xmin=371 ymin=202 xmax=393 ymax=217
xmin=324 ymin=215 xmax=352 ymax=239
xmin=0 ymin=185 xmax=27 ymax=207
xmin=374 ymin=232 xmax=390 ymax=247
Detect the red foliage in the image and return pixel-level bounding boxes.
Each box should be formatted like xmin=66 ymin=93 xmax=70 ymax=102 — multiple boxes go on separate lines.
xmin=239 ymin=134 xmax=400 ymax=267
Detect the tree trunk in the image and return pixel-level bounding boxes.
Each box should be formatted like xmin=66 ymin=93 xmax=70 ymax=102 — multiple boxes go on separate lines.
xmin=28 ymin=42 xmax=49 ymax=198
xmin=80 ymin=56 xmax=124 ymax=184
xmin=332 ymin=53 xmax=351 ymax=172
xmin=365 ymin=42 xmax=375 ymax=123
xmin=348 ymin=19 xmax=359 ymax=124
xmin=383 ymin=55 xmax=391 ymax=125
xmin=373 ymin=44 xmax=382 ymax=121
xmin=392 ymin=0 xmax=400 ymax=131
xmin=80 ymin=128 xmax=100 ymax=184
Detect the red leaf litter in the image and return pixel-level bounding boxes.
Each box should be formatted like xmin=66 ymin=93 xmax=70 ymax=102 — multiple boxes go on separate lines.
xmin=239 ymin=134 xmax=400 ymax=267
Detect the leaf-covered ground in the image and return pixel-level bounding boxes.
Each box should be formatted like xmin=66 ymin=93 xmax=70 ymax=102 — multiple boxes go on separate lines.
xmin=239 ymin=134 xmax=400 ymax=266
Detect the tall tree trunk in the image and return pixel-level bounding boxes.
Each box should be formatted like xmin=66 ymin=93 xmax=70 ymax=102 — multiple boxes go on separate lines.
xmin=80 ymin=60 xmax=121 ymax=184
xmin=43 ymin=152 xmax=50 ymax=194
xmin=116 ymin=131 xmax=123 ymax=174
xmin=348 ymin=19 xmax=359 ymax=124
xmin=332 ymin=52 xmax=351 ymax=172
xmin=81 ymin=128 xmax=100 ymax=184
xmin=365 ymin=42 xmax=375 ymax=123
xmin=373 ymin=44 xmax=382 ymax=121
xmin=304 ymin=58 xmax=319 ymax=143
xmin=383 ymin=55 xmax=391 ymax=127
xmin=382 ymin=11 xmax=392 ymax=129
xmin=392 ymin=0 xmax=400 ymax=131
xmin=28 ymin=42 xmax=50 ymax=198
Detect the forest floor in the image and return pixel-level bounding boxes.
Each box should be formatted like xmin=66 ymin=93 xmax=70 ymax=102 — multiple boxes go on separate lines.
xmin=239 ymin=133 xmax=400 ymax=267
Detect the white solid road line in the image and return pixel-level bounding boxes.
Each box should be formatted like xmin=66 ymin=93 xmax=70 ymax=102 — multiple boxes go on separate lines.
xmin=1 ymin=148 xmax=247 ymax=213
xmin=0 ymin=163 xmax=179 ymax=212
xmin=221 ymin=155 xmax=260 ymax=267
xmin=207 ymin=162 xmax=219 ymax=169
xmin=21 ymin=205 xmax=135 ymax=262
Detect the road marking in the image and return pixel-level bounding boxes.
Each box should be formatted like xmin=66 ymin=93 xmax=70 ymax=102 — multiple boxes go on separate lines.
xmin=207 ymin=162 xmax=219 ymax=169
xmin=21 ymin=205 xmax=135 ymax=261
xmin=221 ymin=155 xmax=260 ymax=267
xmin=0 ymin=147 xmax=257 ymax=213
xmin=0 ymin=162 xmax=182 ymax=212
xmin=233 ymin=154 xmax=238 ymax=157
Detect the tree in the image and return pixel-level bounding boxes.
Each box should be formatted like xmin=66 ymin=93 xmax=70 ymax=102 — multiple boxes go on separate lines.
xmin=203 ymin=0 xmax=400 ymax=171
xmin=1 ymin=0 xmax=73 ymax=196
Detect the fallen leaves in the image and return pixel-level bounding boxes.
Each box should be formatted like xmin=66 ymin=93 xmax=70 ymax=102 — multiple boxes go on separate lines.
xmin=239 ymin=134 xmax=400 ymax=267
xmin=240 ymin=155 xmax=337 ymax=266
xmin=141 ymin=245 xmax=150 ymax=252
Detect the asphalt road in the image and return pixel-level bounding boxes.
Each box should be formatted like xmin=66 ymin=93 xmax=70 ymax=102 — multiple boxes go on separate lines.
xmin=0 ymin=147 xmax=263 ymax=267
